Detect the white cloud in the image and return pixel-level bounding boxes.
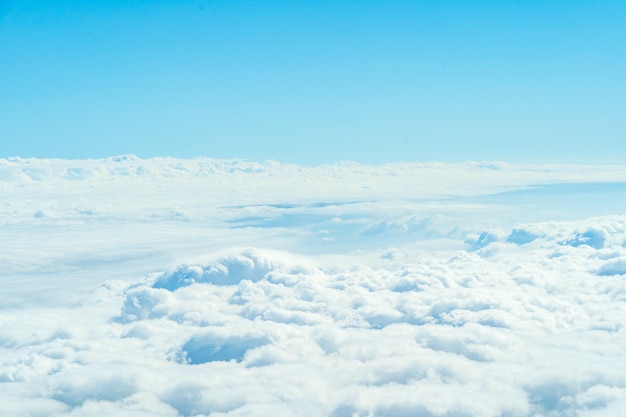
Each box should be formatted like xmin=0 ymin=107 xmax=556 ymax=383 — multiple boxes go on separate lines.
xmin=2 ymin=157 xmax=626 ymax=416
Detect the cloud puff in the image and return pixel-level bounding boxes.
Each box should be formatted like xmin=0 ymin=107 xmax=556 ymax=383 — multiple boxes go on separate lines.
xmin=153 ymin=249 xmax=278 ymax=290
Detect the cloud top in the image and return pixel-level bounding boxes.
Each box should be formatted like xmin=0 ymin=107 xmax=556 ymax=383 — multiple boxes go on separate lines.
xmin=2 ymin=158 xmax=626 ymax=416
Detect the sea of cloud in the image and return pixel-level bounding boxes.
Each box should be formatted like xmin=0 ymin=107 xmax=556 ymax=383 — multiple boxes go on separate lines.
xmin=1 ymin=156 xmax=626 ymax=416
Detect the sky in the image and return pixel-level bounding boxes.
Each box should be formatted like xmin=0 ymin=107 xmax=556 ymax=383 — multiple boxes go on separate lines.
xmin=1 ymin=0 xmax=625 ymax=164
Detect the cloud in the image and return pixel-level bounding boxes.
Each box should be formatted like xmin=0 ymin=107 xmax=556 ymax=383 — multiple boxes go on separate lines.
xmin=52 ymin=371 xmax=138 ymax=407
xmin=3 ymin=157 xmax=626 ymax=416
xmin=597 ymin=258 xmax=626 ymax=276
xmin=105 ymin=230 xmax=626 ymax=415
xmin=153 ymin=249 xmax=278 ymax=290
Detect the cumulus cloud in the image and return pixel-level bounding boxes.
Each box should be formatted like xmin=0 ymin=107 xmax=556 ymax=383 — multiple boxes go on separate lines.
xmin=2 ymin=157 xmax=626 ymax=416
xmin=107 ymin=234 xmax=626 ymax=416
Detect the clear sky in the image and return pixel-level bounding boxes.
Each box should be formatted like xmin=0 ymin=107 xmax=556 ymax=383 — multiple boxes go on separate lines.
xmin=1 ymin=0 xmax=625 ymax=164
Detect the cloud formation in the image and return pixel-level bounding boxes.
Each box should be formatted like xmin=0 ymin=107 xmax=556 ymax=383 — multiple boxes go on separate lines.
xmin=2 ymin=157 xmax=626 ymax=416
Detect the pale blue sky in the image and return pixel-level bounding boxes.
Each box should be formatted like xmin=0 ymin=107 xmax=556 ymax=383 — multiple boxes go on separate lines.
xmin=1 ymin=0 xmax=625 ymax=164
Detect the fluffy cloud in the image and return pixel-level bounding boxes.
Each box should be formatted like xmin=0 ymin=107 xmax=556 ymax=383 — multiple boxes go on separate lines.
xmin=2 ymin=157 xmax=626 ymax=416
xmin=109 ymin=237 xmax=626 ymax=416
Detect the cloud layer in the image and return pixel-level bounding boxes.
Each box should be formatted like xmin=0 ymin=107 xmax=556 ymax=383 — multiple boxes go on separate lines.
xmin=1 ymin=157 xmax=626 ymax=416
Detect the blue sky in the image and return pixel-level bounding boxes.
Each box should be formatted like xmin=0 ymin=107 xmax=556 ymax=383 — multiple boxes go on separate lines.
xmin=1 ymin=0 xmax=625 ymax=164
